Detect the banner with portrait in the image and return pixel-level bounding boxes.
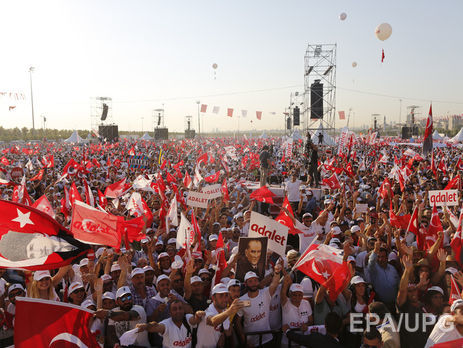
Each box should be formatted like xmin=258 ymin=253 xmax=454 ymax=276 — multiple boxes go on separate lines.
xmin=235 ymin=237 xmax=268 ymax=282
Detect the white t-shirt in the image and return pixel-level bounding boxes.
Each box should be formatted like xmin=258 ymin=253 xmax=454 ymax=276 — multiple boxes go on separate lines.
xmin=269 ymin=284 xmax=282 ymax=330
xmin=424 ymin=314 xmax=463 ymax=348
xmin=108 ymin=305 xmax=150 ymax=348
xmin=285 ymin=180 xmax=302 ymax=202
xmin=298 ymin=224 xmax=316 ymax=254
xmin=237 ymin=288 xmax=272 ymax=346
xmin=282 ymin=299 xmax=312 ymax=345
xmin=160 ymin=314 xmax=196 ymax=348
xmin=196 ymin=303 xmax=229 ymax=348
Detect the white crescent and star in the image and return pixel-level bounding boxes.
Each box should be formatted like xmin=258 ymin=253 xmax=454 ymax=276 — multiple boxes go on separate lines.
xmin=49 ymin=333 xmax=88 ymax=347
xmin=12 ymin=208 xmax=34 ymax=228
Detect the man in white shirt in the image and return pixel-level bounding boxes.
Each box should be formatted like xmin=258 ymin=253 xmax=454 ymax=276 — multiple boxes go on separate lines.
xmin=285 ymin=173 xmax=302 ymax=212
xmin=196 ymin=283 xmax=244 ymax=348
xmin=236 ymin=264 xmax=282 ymax=347
xmin=425 ymin=299 xmax=463 ymax=348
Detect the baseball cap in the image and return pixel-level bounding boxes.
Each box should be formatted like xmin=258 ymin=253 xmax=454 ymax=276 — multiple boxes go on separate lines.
xmin=81 ymin=299 xmax=95 ymax=309
xmin=156 ymin=240 xmax=164 ymax=246
xmin=331 ymin=227 xmax=342 ymax=235
xmin=95 ymin=247 xmax=106 ymax=259
xmin=68 ymin=282 xmax=84 ymax=294
xmin=101 ymin=274 xmax=112 ymax=282
xmin=451 ymin=299 xmax=463 ymax=312
xmin=244 ymin=271 xmax=259 ymax=282
xmin=130 ymin=268 xmax=145 ymax=278
xmin=427 ymin=286 xmax=444 ymax=296
xmin=116 ymin=286 xmax=132 ymax=299
xmin=156 ymin=274 xmax=170 ymax=285
xmin=289 ymin=284 xmax=304 ymax=293
xmin=446 ymin=267 xmax=458 ymax=275
xmin=227 ymin=279 xmax=241 ymax=289
xmin=34 ymin=270 xmax=51 ymax=281
xmin=103 ymin=292 xmax=116 ymax=300
xmin=190 ymin=276 xmax=202 ymax=284
xmin=351 ymin=225 xmax=361 ymax=233
xmin=198 ymin=269 xmax=210 ymax=276
xmin=110 ymin=263 xmax=121 ymax=272
xmin=141 ymin=238 xmax=150 ymax=244
xmin=350 ymin=276 xmax=366 ymax=285
xmin=8 ymin=283 xmax=25 ymax=295
xmin=79 ymin=258 xmax=89 ymax=267
xmin=211 ymin=284 xmax=229 ymax=295
xmin=209 ymin=234 xmax=218 ymax=242
xmin=347 ymin=256 xmax=356 ymax=263
xmin=167 ymin=238 xmax=177 ymax=245
xmin=306 ymin=190 xmax=313 ymax=196
xmin=143 ymin=266 xmax=155 ymax=273
xmin=158 ymin=252 xmax=169 ymax=259
xmin=302 ymin=212 xmax=313 ymax=219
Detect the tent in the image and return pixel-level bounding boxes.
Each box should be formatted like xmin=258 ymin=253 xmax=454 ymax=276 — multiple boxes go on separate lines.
xmin=432 ymin=130 xmax=444 ymax=141
xmin=291 ymin=129 xmax=303 ymax=141
xmin=140 ymin=132 xmax=153 ymax=140
xmin=451 ymin=128 xmax=463 ymax=143
xmin=311 ymin=124 xmax=335 ymax=146
xmin=64 ymin=130 xmax=83 ymax=143
xmin=259 ymin=132 xmax=268 ymax=139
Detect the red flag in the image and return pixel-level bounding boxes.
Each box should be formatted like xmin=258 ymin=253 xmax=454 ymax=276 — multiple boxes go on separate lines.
xmin=379 ymin=177 xmax=391 ymax=200
xmin=322 ymin=173 xmax=341 ymax=189
xmin=227 ymin=108 xmax=233 ymax=117
xmin=69 ymin=182 xmax=83 ymax=207
xmin=381 ymin=49 xmax=385 ymax=63
xmin=423 ymin=105 xmax=433 ymax=156
xmin=221 ymin=179 xmax=229 ymax=202
xmin=97 ymin=190 xmax=107 ymax=209
xmin=456 ymin=158 xmax=463 ymax=171
xmin=32 ymin=195 xmax=56 ymax=219
xmin=30 ymin=169 xmax=44 ymax=181
xmin=427 ymin=204 xmax=443 ymax=249
xmin=449 ymin=275 xmax=462 ymax=305
xmin=389 ymin=201 xmax=411 ymax=230
xmin=213 ymin=232 xmax=228 ymax=286
xmin=406 ymin=206 xmax=419 ymax=236
xmin=62 ymin=158 xmax=79 ymax=177
xmin=275 ymin=196 xmax=301 ymax=235
xmin=200 ymin=104 xmax=207 ymax=113
xmin=451 ymin=210 xmax=463 ymax=266
xmin=256 ymin=111 xmax=262 ymax=120
xmin=204 ymin=172 xmax=220 ymax=183
xmin=183 ymin=171 xmax=192 ymax=188
xmin=122 ymin=215 xmax=147 ymax=243
xmin=41 ymin=155 xmax=54 ymax=168
xmin=70 ymin=201 xmax=122 ymax=248
xmin=83 ymin=179 xmax=95 ymax=207
xmin=191 ymin=212 xmax=202 ymax=249
xmin=445 ymin=175 xmax=460 ymax=190
xmin=431 ymin=338 xmax=463 ymax=348
xmin=338 ymin=111 xmax=345 ymax=120
xmin=104 ymin=178 xmax=130 ymax=198
xmin=196 ymin=153 xmax=208 ymax=166
xmin=294 ymin=244 xmax=350 ymax=302
xmin=0 ymin=200 xmax=89 ymax=270
xmin=0 ymin=157 xmax=9 ymax=166
xmin=438 ymin=158 xmax=447 ymax=176
xmin=14 ymin=297 xmax=99 ymax=348
xmin=249 ymin=186 xmax=276 ymax=204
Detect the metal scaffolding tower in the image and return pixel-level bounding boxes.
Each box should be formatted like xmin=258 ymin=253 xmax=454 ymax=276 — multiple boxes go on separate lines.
xmin=90 ymin=97 xmax=113 ymax=131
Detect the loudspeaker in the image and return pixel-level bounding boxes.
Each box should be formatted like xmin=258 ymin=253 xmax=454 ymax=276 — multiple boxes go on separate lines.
xmin=293 ymin=106 xmax=300 ymax=126
xmin=287 ymin=117 xmax=291 ymax=130
xmin=99 ymin=124 xmax=119 ymax=142
xmin=185 ymin=130 xmax=196 ymax=139
xmin=101 ymin=103 xmax=109 ymax=121
xmin=401 ymin=126 xmax=411 ymax=139
xmin=155 ymin=128 xmax=169 ymax=140
xmin=310 ymin=80 xmax=323 ymax=119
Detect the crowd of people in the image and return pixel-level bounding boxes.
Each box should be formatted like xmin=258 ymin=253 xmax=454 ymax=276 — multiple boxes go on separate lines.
xmin=0 ymin=134 xmax=462 ymax=348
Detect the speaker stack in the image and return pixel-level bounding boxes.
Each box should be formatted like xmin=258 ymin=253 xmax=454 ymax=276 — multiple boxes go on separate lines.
xmin=310 ymin=80 xmax=324 ymax=119
xmin=99 ymin=125 xmax=119 ymax=142
xmin=154 ymin=128 xmax=169 ymax=140
xmin=185 ymin=130 xmax=196 ymax=139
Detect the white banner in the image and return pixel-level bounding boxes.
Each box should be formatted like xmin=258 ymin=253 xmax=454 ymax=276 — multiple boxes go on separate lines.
xmin=201 ymin=184 xmax=222 ymax=200
xmin=285 ymin=139 xmax=293 ymax=159
xmin=186 ymin=191 xmax=209 ymax=209
xmin=177 ymin=213 xmax=195 ymax=249
xmin=249 ymin=211 xmax=288 ymax=257
xmin=428 ymin=190 xmax=459 ymax=207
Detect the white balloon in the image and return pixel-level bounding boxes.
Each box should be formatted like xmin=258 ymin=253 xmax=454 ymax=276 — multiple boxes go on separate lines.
xmin=339 ymin=12 xmax=347 ymax=21
xmin=375 ymin=23 xmax=392 ymax=41
xmin=352 ymin=62 xmax=357 ymax=68
xmin=212 ymin=63 xmax=218 ymax=69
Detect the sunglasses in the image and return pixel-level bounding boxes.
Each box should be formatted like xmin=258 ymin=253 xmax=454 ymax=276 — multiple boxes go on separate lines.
xmin=72 ymin=288 xmax=85 ymax=294
xmin=9 ymin=291 xmax=24 ymax=298
xmin=120 ymin=294 xmax=132 ymax=301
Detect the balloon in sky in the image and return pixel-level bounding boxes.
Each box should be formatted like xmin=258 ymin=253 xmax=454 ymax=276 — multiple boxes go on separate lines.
xmin=212 ymin=63 xmax=218 ymax=69
xmin=352 ymin=62 xmax=357 ymax=68
xmin=339 ymin=12 xmax=347 ymax=21
xmin=375 ymin=23 xmax=392 ymax=41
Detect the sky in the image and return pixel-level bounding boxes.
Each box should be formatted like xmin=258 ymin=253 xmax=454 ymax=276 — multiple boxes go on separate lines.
xmin=0 ymin=0 xmax=462 ymax=133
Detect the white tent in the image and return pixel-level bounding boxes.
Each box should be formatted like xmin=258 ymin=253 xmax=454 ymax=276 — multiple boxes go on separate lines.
xmin=311 ymin=124 xmax=335 ymax=146
xmin=64 ymin=130 xmax=83 ymax=143
xmin=140 ymin=132 xmax=153 ymax=140
xmin=450 ymin=128 xmax=463 ymax=143
xmin=432 ymin=130 xmax=444 ymax=141
xmin=291 ymin=129 xmax=303 ymax=141
xmin=259 ymin=132 xmax=268 ymax=139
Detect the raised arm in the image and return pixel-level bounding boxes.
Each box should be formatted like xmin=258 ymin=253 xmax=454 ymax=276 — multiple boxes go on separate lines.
xmin=280 ymin=274 xmax=292 ymax=306
xmin=397 ymin=255 xmax=413 ymax=308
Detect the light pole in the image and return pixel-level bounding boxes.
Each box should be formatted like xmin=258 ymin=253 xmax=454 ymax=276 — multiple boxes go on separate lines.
xmin=141 ymin=116 xmax=144 ymax=132
xmin=29 ymin=67 xmax=35 ymax=131
xmin=196 ymin=101 xmax=200 ymax=136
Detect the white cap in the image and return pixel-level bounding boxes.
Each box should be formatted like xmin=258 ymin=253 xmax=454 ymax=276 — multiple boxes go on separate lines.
xmin=116 ymin=286 xmax=132 ymax=299
xmin=8 ymin=283 xmax=25 ymax=295
xmin=190 ymin=276 xmax=202 ymax=284
xmin=143 ymin=266 xmax=155 ymax=272
xmin=289 ymin=283 xmax=304 ymax=293
xmin=156 ymin=274 xmax=170 ymax=285
xmin=198 ymin=269 xmax=210 ymax=276
xmin=101 ymin=274 xmax=112 ymax=282
xmin=110 ymin=263 xmax=121 ymax=272
xmin=446 ymin=267 xmax=458 ymax=275
xmin=156 ymin=240 xmax=164 ymax=246
xmin=102 ymin=291 xmax=116 ymax=300
xmin=167 ymin=238 xmax=177 ymax=244
xmin=427 ymin=286 xmax=444 ymax=295
xmin=211 ymin=284 xmax=229 ymax=295
xmin=330 ymin=238 xmax=341 ymax=244
xmin=331 ymin=227 xmax=342 ymax=235
xmin=350 ymin=276 xmax=366 ymax=285
xmin=388 ymin=252 xmax=398 ymax=262
xmin=451 ymin=299 xmax=463 ymax=312
xmin=351 ymin=225 xmax=360 ymax=233
xmin=69 ymin=282 xmax=84 ymax=294
xmin=347 ymin=256 xmax=356 ymax=263
xmin=221 ymin=277 xmax=231 ymax=285
xmin=158 ymin=252 xmax=169 ymax=259
xmin=81 ymin=299 xmax=95 ymax=309
xmin=141 ymin=238 xmax=150 ymax=244
xmin=244 ymin=271 xmax=259 ymax=282
xmin=79 ymin=258 xmax=89 ymax=267
xmin=227 ymin=279 xmax=241 ymax=289
xmin=300 ymin=278 xmax=313 ymax=297
xmin=131 ymin=268 xmax=145 ymax=278
xmin=34 ymin=270 xmax=51 ymax=281
xmin=95 ymin=247 xmax=106 ymax=259
xmin=209 ymin=234 xmax=218 ymax=242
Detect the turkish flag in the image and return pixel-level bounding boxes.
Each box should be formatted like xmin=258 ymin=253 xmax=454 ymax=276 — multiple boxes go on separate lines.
xmin=69 ymin=182 xmax=83 ymax=207
xmin=41 ymin=155 xmax=54 ymax=168
xmin=32 ymin=195 xmax=56 ymax=219
xmin=0 ymin=157 xmax=10 ymax=166
xmin=275 ymin=196 xmax=301 ymax=235
xmin=449 ymin=275 xmax=462 ymax=305
xmin=456 ymin=158 xmax=463 ymax=171
xmin=82 ymin=179 xmax=95 ymax=207
xmin=121 ymin=215 xmax=146 ymax=243
xmin=0 ymin=200 xmax=89 ymax=270
xmin=451 ymin=211 xmax=463 ymax=266
xmin=97 ymin=190 xmax=107 ymax=210
xmin=196 ymin=153 xmax=208 ymax=167
xmin=431 ymin=338 xmax=463 ymax=348
xmin=406 ymin=206 xmax=419 ymax=236
xmin=15 ymin=297 xmax=99 ymax=348
xmin=379 ymin=177 xmax=391 ymax=200
xmin=62 ymin=158 xmax=79 ymax=177
xmin=423 ymin=105 xmax=433 ymax=156
xmin=212 ymin=232 xmax=227 ymax=286
xmin=221 ymin=178 xmax=229 ymax=202
xmin=322 ymin=173 xmax=341 ymax=189
xmin=294 ymin=244 xmax=351 ymax=302
xmin=445 ymin=175 xmax=460 ymax=190
xmin=227 ymin=108 xmax=233 ymax=117
xmin=389 ymin=200 xmax=411 ymax=230
xmin=250 ymin=186 xmax=276 ymax=204
xmin=104 ymin=178 xmax=130 ymax=198
xmin=427 ymin=204 xmax=443 ymax=249
xmin=256 ymin=111 xmax=262 ymax=120
xmin=438 ymin=158 xmax=447 ymax=176
xmin=70 ymin=201 xmax=122 ymax=248
xmin=204 ymin=172 xmax=220 ymax=183
xmin=200 ymin=104 xmax=207 ymax=113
